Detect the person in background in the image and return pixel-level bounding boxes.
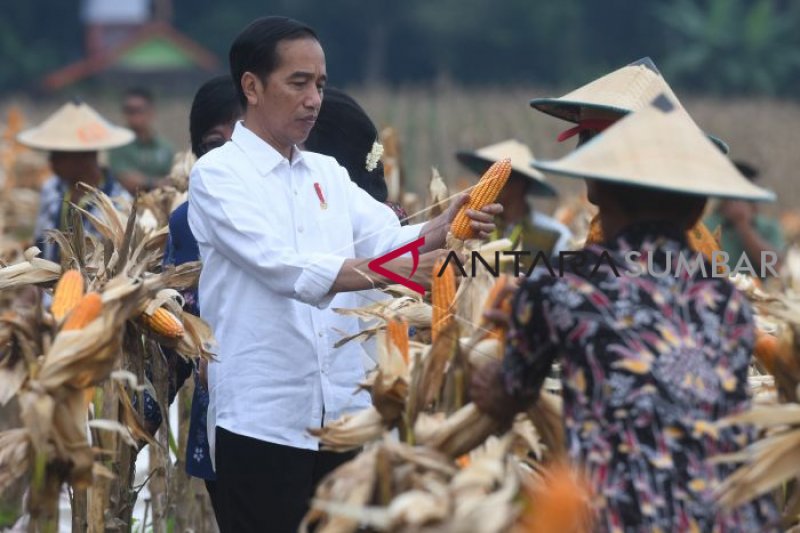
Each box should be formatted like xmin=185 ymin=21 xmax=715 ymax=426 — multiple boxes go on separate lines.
xmin=456 ymin=139 xmax=571 ymax=268
xmin=110 ymin=87 xmax=175 ymax=193
xmin=303 ymin=87 xmax=408 ymax=224
xmin=704 ymin=161 xmax=784 ymax=276
xmin=17 ymin=100 xmax=133 ymax=262
xmin=158 ymin=75 xmax=243 ymax=523
xmin=471 ymin=96 xmax=780 ymax=532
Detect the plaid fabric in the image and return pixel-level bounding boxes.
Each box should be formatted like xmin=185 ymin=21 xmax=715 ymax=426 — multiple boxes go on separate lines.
xmin=33 ymin=174 xmax=130 ymax=261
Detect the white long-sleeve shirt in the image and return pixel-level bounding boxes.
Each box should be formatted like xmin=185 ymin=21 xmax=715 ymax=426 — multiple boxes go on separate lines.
xmin=188 ymin=122 xmax=421 ymax=454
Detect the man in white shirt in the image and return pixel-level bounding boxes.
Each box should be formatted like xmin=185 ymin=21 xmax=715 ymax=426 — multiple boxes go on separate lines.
xmin=188 ymin=16 xmax=501 ymax=533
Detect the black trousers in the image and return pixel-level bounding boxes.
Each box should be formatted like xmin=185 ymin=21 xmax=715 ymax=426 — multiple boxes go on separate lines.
xmin=215 ymin=427 xmax=356 ymax=533
xmin=204 ymin=479 xmax=221 ymax=526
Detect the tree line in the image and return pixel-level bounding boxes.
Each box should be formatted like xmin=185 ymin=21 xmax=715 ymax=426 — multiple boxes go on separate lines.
xmin=4 ymin=0 xmax=800 ymax=96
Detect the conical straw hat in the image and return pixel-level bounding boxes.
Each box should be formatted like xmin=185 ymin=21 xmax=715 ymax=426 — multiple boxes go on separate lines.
xmin=456 ymin=139 xmax=557 ymax=197
xmin=17 ymin=100 xmax=134 ymax=152
xmin=531 ymin=95 xmax=774 ymax=202
xmin=530 ymin=57 xmax=728 ymax=153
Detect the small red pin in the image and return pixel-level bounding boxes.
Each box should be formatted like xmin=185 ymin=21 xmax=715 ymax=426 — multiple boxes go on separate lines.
xmin=313 ymin=182 xmax=327 ymax=210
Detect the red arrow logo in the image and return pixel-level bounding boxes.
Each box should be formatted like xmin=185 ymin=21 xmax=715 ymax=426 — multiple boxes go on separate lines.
xmin=368 ymin=236 xmax=426 ymax=294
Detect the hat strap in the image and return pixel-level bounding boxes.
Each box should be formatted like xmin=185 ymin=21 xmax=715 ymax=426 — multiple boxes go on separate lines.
xmin=557 ymin=118 xmax=616 ymax=142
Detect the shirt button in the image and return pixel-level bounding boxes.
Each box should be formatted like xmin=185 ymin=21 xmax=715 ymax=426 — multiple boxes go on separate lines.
xmin=298 ymin=226 xmax=304 ymax=233
xmin=318 ymin=332 xmax=323 ymax=338
xmin=294 ymin=190 xmax=298 ymax=196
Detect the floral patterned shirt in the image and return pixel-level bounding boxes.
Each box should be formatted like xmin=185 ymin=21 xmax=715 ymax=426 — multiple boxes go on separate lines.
xmin=503 ymin=222 xmax=779 ymax=532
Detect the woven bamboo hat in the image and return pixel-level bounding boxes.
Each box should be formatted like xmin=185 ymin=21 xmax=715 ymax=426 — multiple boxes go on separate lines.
xmin=531 ymin=95 xmax=774 ymax=201
xmin=456 ymin=139 xmax=557 ymax=197
xmin=17 ymin=100 xmax=134 ymax=152
xmin=529 ymin=57 xmax=729 ymax=153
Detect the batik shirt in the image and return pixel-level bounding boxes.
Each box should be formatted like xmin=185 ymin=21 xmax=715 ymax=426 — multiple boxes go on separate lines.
xmin=503 ymin=221 xmax=779 ymax=532
xmin=34 ymin=174 xmax=129 ymax=262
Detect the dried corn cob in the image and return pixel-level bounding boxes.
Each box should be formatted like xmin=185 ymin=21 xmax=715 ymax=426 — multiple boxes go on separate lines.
xmin=428 ymin=403 xmax=500 ymax=458
xmin=62 ymin=292 xmax=102 ymax=331
xmin=482 ymin=275 xmax=512 ymax=343
xmin=450 ymin=158 xmax=512 ymax=240
xmin=754 ymin=330 xmax=778 ymax=375
xmin=432 ymin=259 xmax=456 ymax=343
xmin=585 ymin=214 xmax=604 ymax=246
xmin=687 ymin=221 xmax=720 ymax=262
xmin=386 ymin=318 xmax=409 ymax=364
xmin=51 ymin=269 xmax=84 ymax=321
xmin=142 ymin=307 xmax=184 ymax=338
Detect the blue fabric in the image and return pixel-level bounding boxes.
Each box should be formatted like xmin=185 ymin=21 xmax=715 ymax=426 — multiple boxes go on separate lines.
xmin=161 ymin=201 xmax=215 ymax=480
xmin=34 ymin=173 xmax=128 ymax=262
xmin=166 ymin=202 xmax=200 ymax=265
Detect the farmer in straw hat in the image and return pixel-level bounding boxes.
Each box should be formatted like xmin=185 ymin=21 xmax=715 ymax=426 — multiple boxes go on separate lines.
xmin=17 ymin=100 xmax=133 ymax=262
xmin=456 ymin=140 xmax=571 ymax=268
xmin=472 ymin=95 xmax=781 ymax=531
xmin=529 ymin=56 xmax=729 ymax=153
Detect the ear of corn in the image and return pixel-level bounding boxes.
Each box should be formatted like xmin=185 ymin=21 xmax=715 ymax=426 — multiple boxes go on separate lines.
xmin=482 ymin=275 xmax=512 ymax=343
xmin=62 ymin=292 xmax=103 ymax=331
xmin=386 ymin=318 xmax=410 ymax=364
xmin=143 ymin=307 xmax=184 ymax=338
xmin=432 ymin=259 xmax=456 ymax=343
xmin=687 ymin=221 xmax=720 ymax=261
xmin=754 ymin=330 xmax=778 ymax=375
xmin=51 ymin=270 xmax=84 ymax=322
xmin=450 ymin=158 xmax=512 ymax=240
xmin=585 ymin=214 xmax=604 ymax=246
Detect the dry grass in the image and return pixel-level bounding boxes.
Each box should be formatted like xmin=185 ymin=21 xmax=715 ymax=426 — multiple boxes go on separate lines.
xmin=3 ymin=86 xmax=799 ymax=217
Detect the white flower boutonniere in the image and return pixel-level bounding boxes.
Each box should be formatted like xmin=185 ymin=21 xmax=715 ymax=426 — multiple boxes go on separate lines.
xmin=365 ymin=140 xmax=384 ymax=172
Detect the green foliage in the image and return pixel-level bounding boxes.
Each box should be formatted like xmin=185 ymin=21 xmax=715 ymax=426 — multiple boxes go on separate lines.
xmin=654 ymin=0 xmax=800 ymax=95
xmin=0 ymin=1 xmax=82 ymax=92
xmin=1 ymin=0 xmax=798 ymax=97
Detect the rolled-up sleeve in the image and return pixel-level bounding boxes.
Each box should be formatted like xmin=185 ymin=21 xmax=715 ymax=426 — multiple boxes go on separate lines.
xmin=188 ymin=163 xmax=345 ymax=308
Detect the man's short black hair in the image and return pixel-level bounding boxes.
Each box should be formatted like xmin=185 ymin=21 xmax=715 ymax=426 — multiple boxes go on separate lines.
xmin=229 ymin=16 xmax=318 ymax=108
xmin=124 ymin=87 xmax=155 ymax=104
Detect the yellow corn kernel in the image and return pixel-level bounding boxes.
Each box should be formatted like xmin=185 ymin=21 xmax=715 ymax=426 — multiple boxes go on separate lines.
xmin=62 ymin=292 xmax=102 ymax=331
xmin=432 ymin=259 xmax=456 ymax=342
xmin=386 ymin=318 xmax=409 ymax=364
xmin=450 ymin=158 xmax=512 ymax=240
xmin=482 ymin=275 xmax=512 ymax=343
xmin=51 ymin=269 xmax=84 ymax=321
xmin=143 ymin=307 xmax=184 ymax=338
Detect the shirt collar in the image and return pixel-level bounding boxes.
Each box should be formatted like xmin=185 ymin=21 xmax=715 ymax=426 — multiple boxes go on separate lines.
xmin=231 ymin=121 xmax=307 ymax=176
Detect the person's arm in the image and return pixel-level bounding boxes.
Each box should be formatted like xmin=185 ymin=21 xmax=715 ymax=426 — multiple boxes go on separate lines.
xmin=188 ymin=164 xmax=347 ymax=308
xmin=330 ymin=250 xmax=450 ymax=293
xmin=341 ymin=166 xmax=501 ymax=257
xmin=721 ymin=201 xmax=782 ymax=272
xmin=188 ymin=164 xmax=450 ymax=308
xmin=417 ymin=196 xmax=502 ymax=252
xmin=470 ymin=277 xmax=559 ymax=424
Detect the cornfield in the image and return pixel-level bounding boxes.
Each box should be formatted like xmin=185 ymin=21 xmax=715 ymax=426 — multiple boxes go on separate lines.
xmin=2 ymin=88 xmax=800 ymax=532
